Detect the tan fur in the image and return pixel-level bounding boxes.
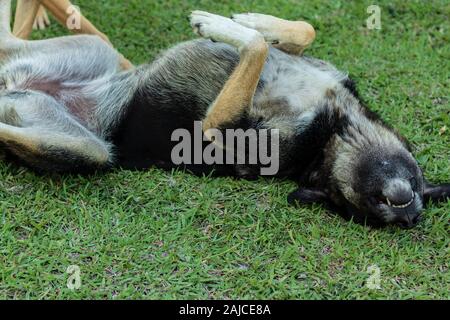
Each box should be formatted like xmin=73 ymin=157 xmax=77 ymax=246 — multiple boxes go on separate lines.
xmin=271 ymin=20 xmax=315 ymax=55
xmin=0 ymin=126 xmax=39 ymax=154
xmin=13 ymin=0 xmax=40 ymax=39
xmin=32 ymin=5 xmax=50 ymax=30
xmin=0 ymin=123 xmax=110 ymax=164
xmin=203 ymin=39 xmax=268 ymax=133
xmin=232 ymin=13 xmax=315 ymax=55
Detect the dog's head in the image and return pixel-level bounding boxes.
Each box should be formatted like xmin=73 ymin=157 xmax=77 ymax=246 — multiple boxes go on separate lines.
xmin=288 ymin=142 xmax=449 ymax=228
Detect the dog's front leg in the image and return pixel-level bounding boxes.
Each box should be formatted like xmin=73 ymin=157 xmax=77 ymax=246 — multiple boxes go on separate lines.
xmin=189 ymin=11 xmax=268 ymax=136
xmin=232 ymin=13 xmax=315 ymax=56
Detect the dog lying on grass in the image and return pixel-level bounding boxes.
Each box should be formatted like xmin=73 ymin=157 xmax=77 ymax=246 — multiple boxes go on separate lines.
xmin=0 ymin=1 xmax=448 ymax=228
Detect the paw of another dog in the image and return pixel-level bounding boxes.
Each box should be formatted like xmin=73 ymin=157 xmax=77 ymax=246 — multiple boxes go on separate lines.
xmin=32 ymin=6 xmax=51 ymax=31
xmin=189 ymin=10 xmax=263 ymax=50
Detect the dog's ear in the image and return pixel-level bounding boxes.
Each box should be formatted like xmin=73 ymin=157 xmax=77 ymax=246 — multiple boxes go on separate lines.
xmin=423 ymin=181 xmax=450 ymax=205
xmin=288 ymin=187 xmax=329 ymax=206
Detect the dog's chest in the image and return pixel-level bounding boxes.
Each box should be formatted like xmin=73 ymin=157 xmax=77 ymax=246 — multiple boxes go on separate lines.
xmin=252 ymin=50 xmax=347 ymax=127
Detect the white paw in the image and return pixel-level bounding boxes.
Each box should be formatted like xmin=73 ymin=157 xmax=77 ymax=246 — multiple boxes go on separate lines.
xmin=189 ymin=10 xmax=263 ymax=50
xmin=231 ymin=13 xmax=276 ymax=29
xmin=231 ymin=13 xmax=283 ymax=43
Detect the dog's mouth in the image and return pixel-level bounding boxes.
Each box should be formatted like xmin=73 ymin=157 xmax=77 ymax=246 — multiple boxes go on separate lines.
xmin=386 ymin=192 xmax=415 ymax=208
xmin=366 ymin=191 xmax=422 ymax=228
xmin=373 ymin=191 xmax=415 ymax=209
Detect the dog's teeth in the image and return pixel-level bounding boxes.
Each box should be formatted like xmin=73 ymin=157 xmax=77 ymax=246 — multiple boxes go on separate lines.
xmin=390 ymin=197 xmax=414 ymax=208
xmin=386 ymin=192 xmax=414 ymax=208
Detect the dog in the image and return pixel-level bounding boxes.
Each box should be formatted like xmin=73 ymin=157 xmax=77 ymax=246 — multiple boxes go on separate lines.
xmin=0 ymin=1 xmax=448 ymax=228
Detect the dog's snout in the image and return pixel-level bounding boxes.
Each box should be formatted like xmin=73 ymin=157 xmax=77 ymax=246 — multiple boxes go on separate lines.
xmin=383 ymin=178 xmax=414 ymax=208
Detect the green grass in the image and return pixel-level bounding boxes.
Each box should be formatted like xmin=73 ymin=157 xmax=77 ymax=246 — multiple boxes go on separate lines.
xmin=0 ymin=0 xmax=449 ymax=299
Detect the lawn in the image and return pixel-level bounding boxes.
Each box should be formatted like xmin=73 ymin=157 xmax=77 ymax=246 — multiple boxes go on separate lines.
xmin=0 ymin=0 xmax=449 ymax=299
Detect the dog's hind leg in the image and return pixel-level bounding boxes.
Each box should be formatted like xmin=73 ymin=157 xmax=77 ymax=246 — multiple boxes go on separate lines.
xmin=0 ymin=122 xmax=111 ymax=172
xmin=189 ymin=11 xmax=268 ymax=134
xmin=0 ymin=95 xmax=111 ymax=172
xmin=232 ymin=13 xmax=315 ymax=55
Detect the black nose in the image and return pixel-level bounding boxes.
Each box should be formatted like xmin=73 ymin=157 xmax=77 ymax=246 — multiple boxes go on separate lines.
xmin=396 ymin=213 xmax=421 ymax=229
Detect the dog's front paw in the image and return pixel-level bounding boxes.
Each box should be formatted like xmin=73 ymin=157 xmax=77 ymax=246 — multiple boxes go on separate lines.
xmin=231 ymin=13 xmax=277 ymax=30
xmin=190 ymin=11 xmax=225 ymax=39
xmin=231 ymin=12 xmax=315 ymax=52
xmin=33 ymin=6 xmax=51 ymax=30
xmin=189 ymin=10 xmax=263 ymax=50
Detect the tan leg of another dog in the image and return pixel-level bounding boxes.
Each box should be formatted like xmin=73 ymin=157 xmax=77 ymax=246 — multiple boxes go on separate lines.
xmin=12 ymin=0 xmax=40 ymax=39
xmin=232 ymin=13 xmax=315 ymax=55
xmin=38 ymin=0 xmax=133 ymax=70
xmin=189 ymin=11 xmax=269 ymax=135
xmin=39 ymin=0 xmax=110 ymax=42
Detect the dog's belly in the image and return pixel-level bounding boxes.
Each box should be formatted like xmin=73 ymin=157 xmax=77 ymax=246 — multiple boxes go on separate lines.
xmin=112 ymin=40 xmax=349 ymax=175
xmin=0 ymin=72 xmax=99 ymax=133
xmin=256 ymin=50 xmax=347 ymax=113
xmin=0 ymin=35 xmax=121 ymax=134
